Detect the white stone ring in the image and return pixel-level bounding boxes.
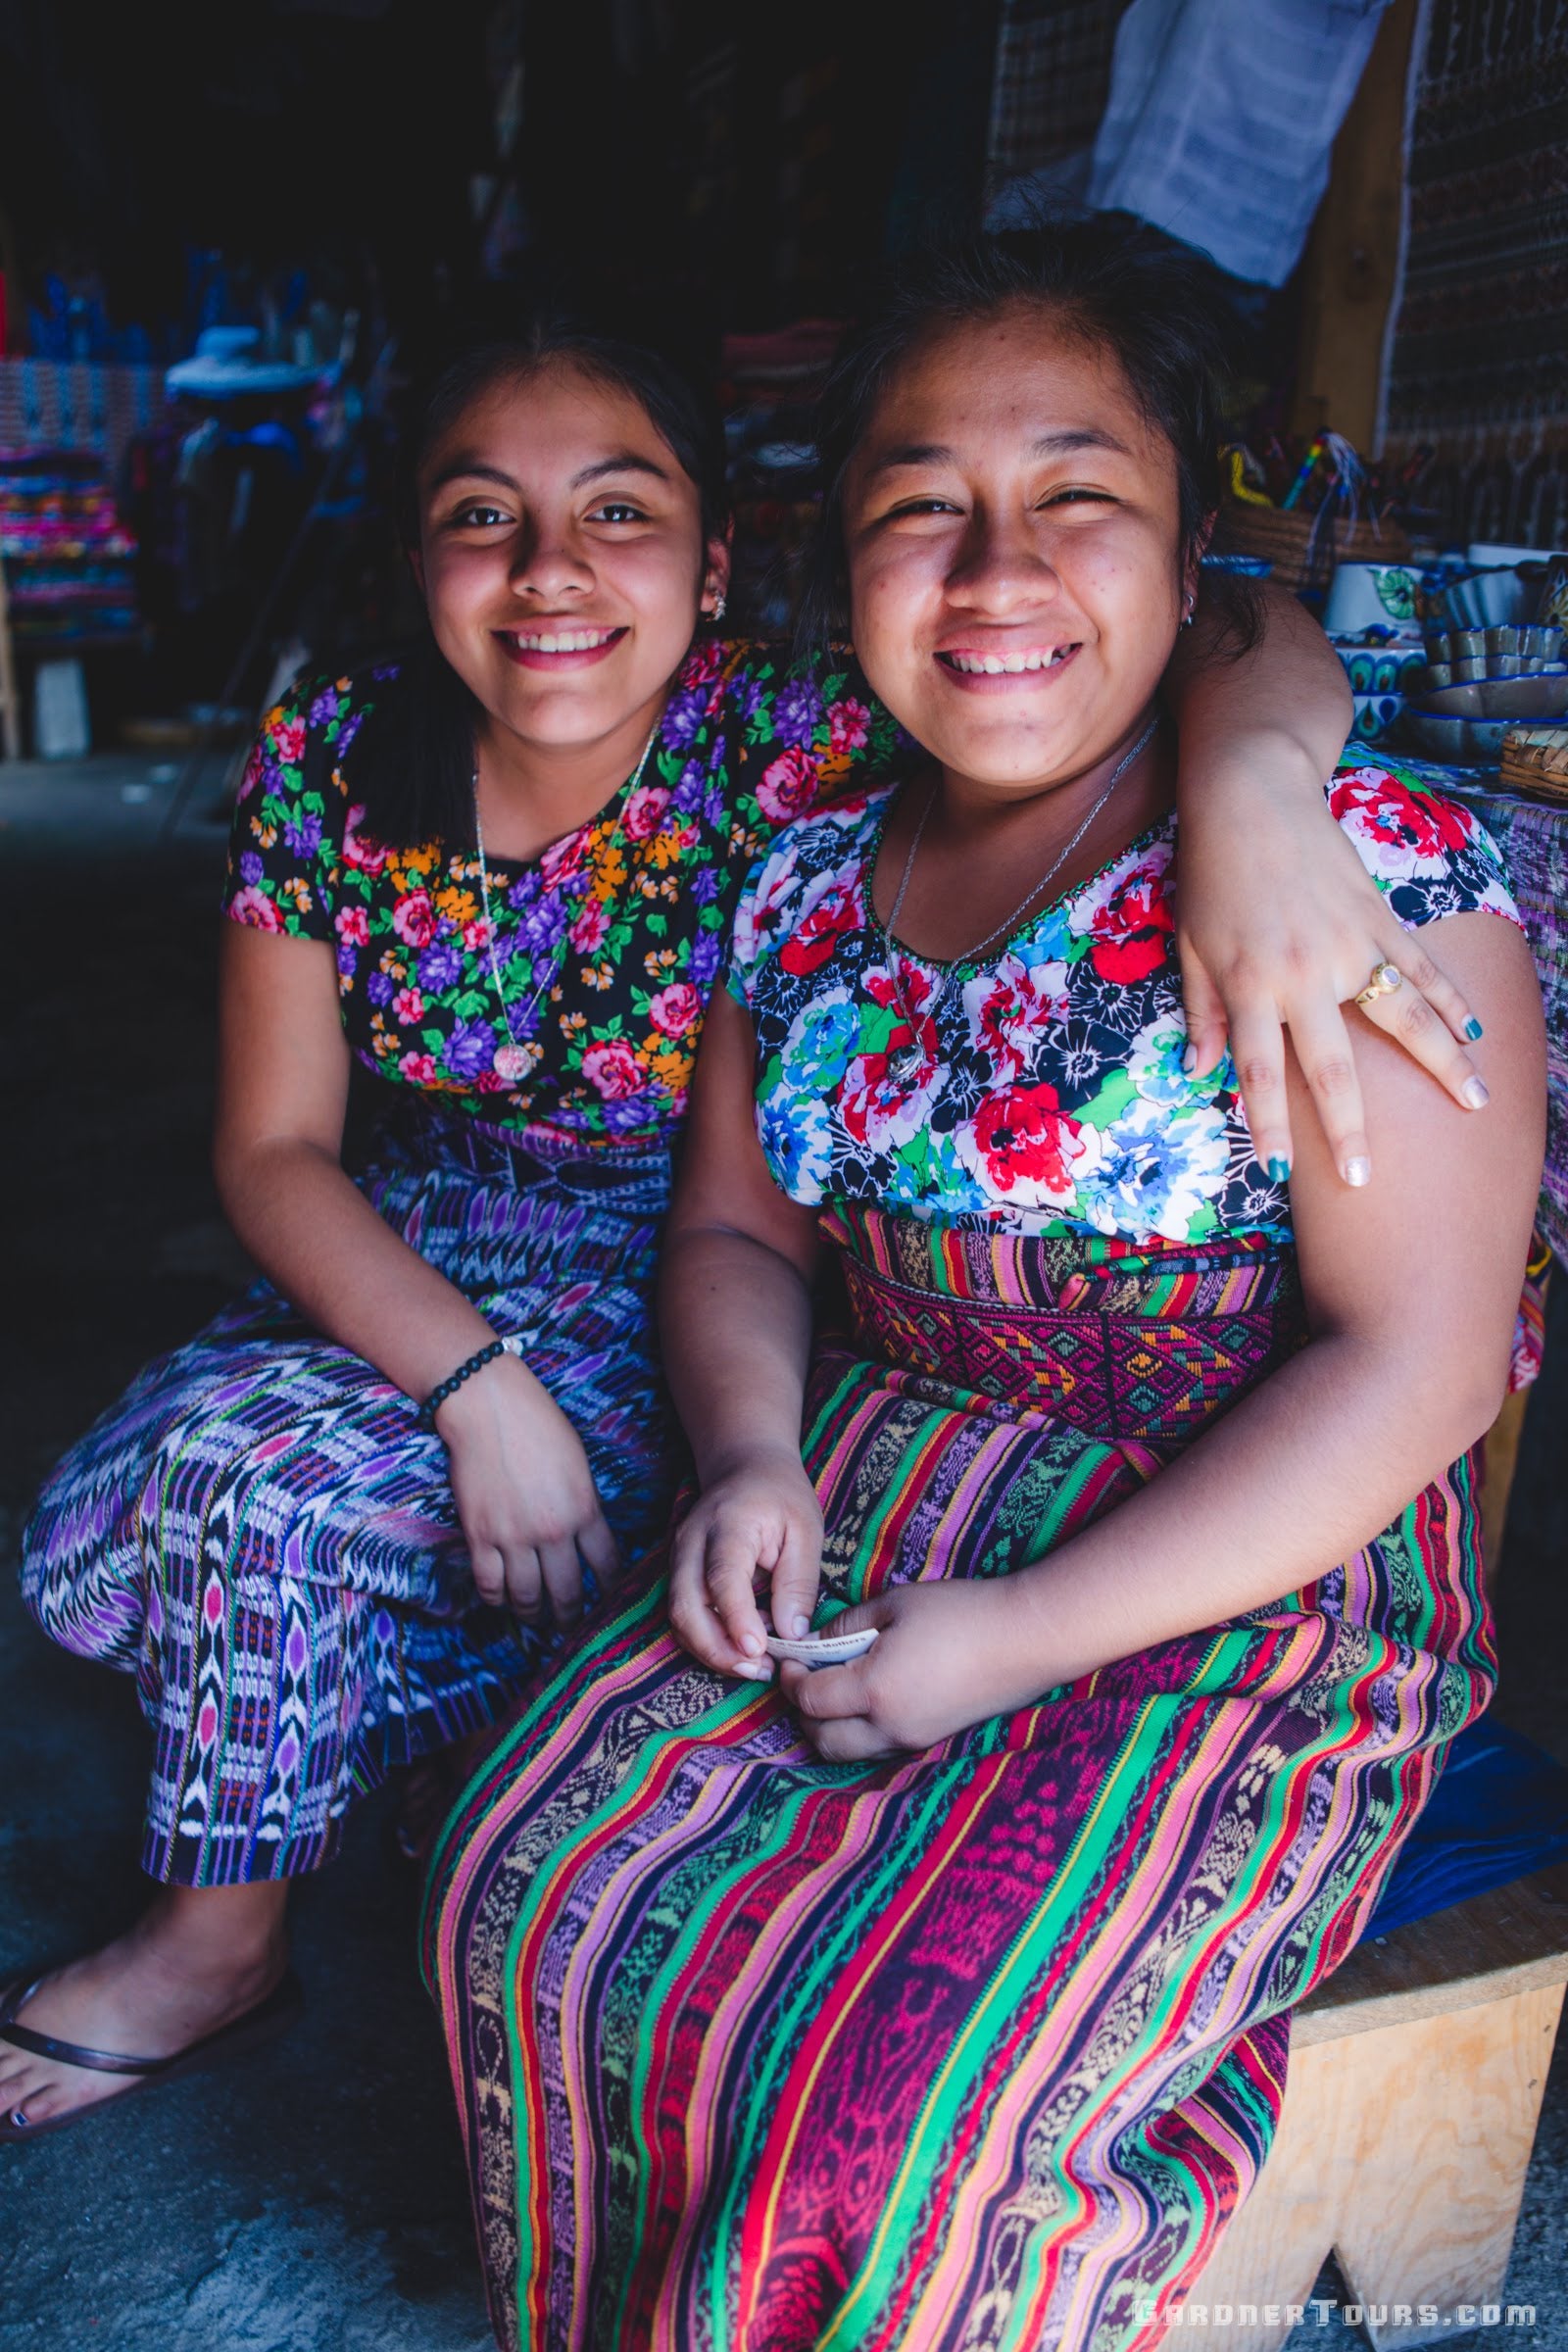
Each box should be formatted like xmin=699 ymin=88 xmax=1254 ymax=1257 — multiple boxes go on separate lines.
xmin=1352 ymin=960 xmax=1404 ymax=1009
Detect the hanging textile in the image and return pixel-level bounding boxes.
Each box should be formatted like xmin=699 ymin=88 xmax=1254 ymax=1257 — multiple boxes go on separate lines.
xmin=1086 ymin=0 xmax=1391 ymax=284
xmin=1381 ymin=0 xmax=1568 ymax=550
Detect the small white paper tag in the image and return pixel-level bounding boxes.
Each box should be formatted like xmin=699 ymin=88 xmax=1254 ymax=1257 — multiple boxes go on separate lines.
xmin=762 ymin=1625 xmax=880 ymax=1667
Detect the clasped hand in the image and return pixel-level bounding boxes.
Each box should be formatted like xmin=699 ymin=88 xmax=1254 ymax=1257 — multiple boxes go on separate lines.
xmin=668 ymin=1449 xmax=1051 ymax=1758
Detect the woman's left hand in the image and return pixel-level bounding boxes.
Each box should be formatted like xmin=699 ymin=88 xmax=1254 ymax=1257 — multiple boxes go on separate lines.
xmin=778 ymin=1580 xmax=1053 ymax=1760
xmin=1177 ymin=760 xmax=1489 ymax=1189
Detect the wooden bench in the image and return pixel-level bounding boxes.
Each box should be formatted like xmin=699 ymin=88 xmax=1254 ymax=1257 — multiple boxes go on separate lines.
xmin=1189 ymin=1864 xmax=1568 ymax=2349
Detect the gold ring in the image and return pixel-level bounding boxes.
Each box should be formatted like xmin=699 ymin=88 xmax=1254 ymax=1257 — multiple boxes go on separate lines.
xmin=1352 ymin=960 xmax=1404 ymax=1009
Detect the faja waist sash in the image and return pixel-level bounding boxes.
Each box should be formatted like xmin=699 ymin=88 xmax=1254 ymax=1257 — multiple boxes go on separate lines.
xmin=820 ymin=1201 xmax=1305 ymax=1448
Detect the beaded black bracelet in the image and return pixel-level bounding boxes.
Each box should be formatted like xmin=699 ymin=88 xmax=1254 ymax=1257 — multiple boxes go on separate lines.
xmin=417 ymin=1339 xmax=508 ymax=1433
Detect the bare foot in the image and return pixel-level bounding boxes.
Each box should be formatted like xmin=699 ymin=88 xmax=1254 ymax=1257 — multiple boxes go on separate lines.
xmin=0 ymin=1881 xmax=290 ymax=2132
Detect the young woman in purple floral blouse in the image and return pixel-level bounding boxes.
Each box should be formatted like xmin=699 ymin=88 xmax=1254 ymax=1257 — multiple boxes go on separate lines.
xmin=4 ymin=318 xmax=1494 ymax=2140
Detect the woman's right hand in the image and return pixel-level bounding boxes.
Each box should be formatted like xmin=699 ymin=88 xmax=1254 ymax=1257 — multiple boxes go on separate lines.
xmin=437 ymin=1356 xmax=619 ymax=1627
xmin=667 ymin=1447 xmax=823 ymax=1679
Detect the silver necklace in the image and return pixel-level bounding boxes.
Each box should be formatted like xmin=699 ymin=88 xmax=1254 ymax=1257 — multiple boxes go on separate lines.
xmin=471 ymin=720 xmax=661 ymax=1084
xmin=883 ymin=713 xmax=1160 ymax=1087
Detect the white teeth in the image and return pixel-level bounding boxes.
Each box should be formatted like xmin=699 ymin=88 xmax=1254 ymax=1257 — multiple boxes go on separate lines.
xmin=944 ymin=646 xmax=1073 ymax=675
xmin=514 ymin=627 xmax=616 ymax=653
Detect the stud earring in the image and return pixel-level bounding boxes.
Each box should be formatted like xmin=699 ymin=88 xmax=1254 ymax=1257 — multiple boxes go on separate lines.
xmin=1182 ymin=592 xmax=1197 ymax=628
xmin=710 ymin=590 xmax=728 ymax=623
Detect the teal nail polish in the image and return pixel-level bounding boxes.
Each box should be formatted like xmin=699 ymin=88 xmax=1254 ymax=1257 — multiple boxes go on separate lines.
xmin=1463 ymin=1017 xmax=1484 ymax=1042
xmin=1266 ymin=1156 xmax=1291 ymax=1184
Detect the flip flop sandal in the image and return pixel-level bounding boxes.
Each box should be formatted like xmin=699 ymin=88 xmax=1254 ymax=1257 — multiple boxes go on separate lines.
xmin=0 ymin=1966 xmax=305 ymax=2144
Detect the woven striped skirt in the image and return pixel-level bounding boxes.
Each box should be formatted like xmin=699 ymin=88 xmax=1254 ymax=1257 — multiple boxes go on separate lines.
xmin=20 ymin=1104 xmax=679 ymax=1887
xmin=424 ymin=1204 xmax=1494 ymax=2352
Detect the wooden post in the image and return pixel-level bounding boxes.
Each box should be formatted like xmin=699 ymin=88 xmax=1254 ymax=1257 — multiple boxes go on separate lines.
xmin=1287 ymin=0 xmax=1421 ymax=456
xmin=1480 ymin=1386 xmax=1531 ymax=1584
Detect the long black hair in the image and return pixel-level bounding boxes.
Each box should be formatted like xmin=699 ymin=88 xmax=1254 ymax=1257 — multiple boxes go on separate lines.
xmin=360 ymin=322 xmax=728 ymax=851
xmin=796 ymin=213 xmax=1260 ymax=655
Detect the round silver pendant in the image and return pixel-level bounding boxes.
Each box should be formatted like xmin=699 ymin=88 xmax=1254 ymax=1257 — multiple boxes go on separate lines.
xmin=493 ymin=1043 xmax=530 ymax=1082
xmin=887 ymin=1045 xmax=925 ymax=1087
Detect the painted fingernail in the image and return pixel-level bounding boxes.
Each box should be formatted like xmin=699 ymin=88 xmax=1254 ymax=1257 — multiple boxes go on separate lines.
xmin=1462 ymin=1075 xmax=1491 ymax=1109
xmin=1266 ymin=1156 xmax=1291 ymax=1184
xmin=1344 ymin=1156 xmax=1372 ymax=1188
xmin=1182 ymin=1044 xmax=1198 ymax=1074
xmin=791 ymin=1614 xmax=810 ymax=1638
xmin=1463 ymin=1017 xmax=1484 ymax=1042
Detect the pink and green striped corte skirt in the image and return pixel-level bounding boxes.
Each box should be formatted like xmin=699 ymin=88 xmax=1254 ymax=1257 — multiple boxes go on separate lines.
xmin=424 ymin=1205 xmax=1494 ymax=2352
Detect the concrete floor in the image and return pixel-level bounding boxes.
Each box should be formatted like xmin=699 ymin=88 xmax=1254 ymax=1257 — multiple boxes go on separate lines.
xmin=1 ymin=751 xmax=1564 ymax=2352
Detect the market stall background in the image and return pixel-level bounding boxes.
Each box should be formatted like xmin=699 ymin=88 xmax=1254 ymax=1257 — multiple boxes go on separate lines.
xmin=1 ymin=4 xmax=1566 ymax=2351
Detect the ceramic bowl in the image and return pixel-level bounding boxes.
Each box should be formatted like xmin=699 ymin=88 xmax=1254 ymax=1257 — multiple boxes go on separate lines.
xmin=1403 ymin=711 xmax=1508 ymax=765
xmin=1410 ymin=672 xmax=1568 ymax=720
xmin=1453 ymin=658 xmax=1488 ymax=681
xmin=1468 ymin=541 xmax=1541 ymax=569
xmin=1351 ymin=691 xmax=1405 ymax=743
xmin=1414 ymin=683 xmax=1488 ymax=718
xmin=1477 ymin=569 xmax=1530 ymax=625
xmin=1331 ymin=636 xmax=1424 ymax=695
xmin=1479 ymin=669 xmax=1568 ymax=720
xmin=1444 ymin=570 xmax=1531 ymax=629
xmin=1324 ymin=564 xmax=1421 ymax=634
xmin=1329 ymin=566 xmax=1415 ymax=633
xmin=1523 ymin=624 xmax=1567 ymax=661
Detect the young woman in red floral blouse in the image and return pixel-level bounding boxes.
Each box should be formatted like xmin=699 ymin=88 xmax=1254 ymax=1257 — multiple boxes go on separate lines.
xmin=4 ymin=318 xmax=1493 ymax=2141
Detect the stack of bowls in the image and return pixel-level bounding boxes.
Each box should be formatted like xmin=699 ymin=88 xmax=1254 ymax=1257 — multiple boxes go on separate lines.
xmin=1402 ymin=625 xmax=1568 ymax=765
xmin=1332 ymin=635 xmax=1427 ymax=745
xmin=1439 ymin=566 xmax=1533 ymax=631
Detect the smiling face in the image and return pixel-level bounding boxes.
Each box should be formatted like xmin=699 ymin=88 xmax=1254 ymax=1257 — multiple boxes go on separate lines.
xmin=413 ymin=357 xmax=727 ymax=759
xmin=843 ymin=304 xmax=1198 ymax=796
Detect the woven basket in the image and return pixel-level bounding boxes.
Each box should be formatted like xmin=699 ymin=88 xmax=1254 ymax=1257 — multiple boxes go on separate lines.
xmin=1500 ymin=723 xmax=1568 ymax=802
xmin=1212 ymin=502 xmax=1411 ymax=593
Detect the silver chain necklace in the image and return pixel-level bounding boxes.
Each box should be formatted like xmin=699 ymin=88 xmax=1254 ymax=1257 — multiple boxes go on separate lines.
xmin=471 ymin=720 xmax=661 ymax=1085
xmin=883 ymin=713 xmax=1160 ymax=1086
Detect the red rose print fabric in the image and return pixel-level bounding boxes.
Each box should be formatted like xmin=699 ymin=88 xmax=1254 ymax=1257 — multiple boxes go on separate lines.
xmin=729 ymin=760 xmax=1520 ymax=1242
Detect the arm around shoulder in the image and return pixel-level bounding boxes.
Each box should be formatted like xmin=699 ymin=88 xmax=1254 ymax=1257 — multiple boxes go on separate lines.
xmin=1286 ymin=906 xmax=1544 ymax=1456
xmin=1018 ymin=903 xmax=1544 ymax=1690
xmin=1165 ymin=584 xmax=1489 ymax=1180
